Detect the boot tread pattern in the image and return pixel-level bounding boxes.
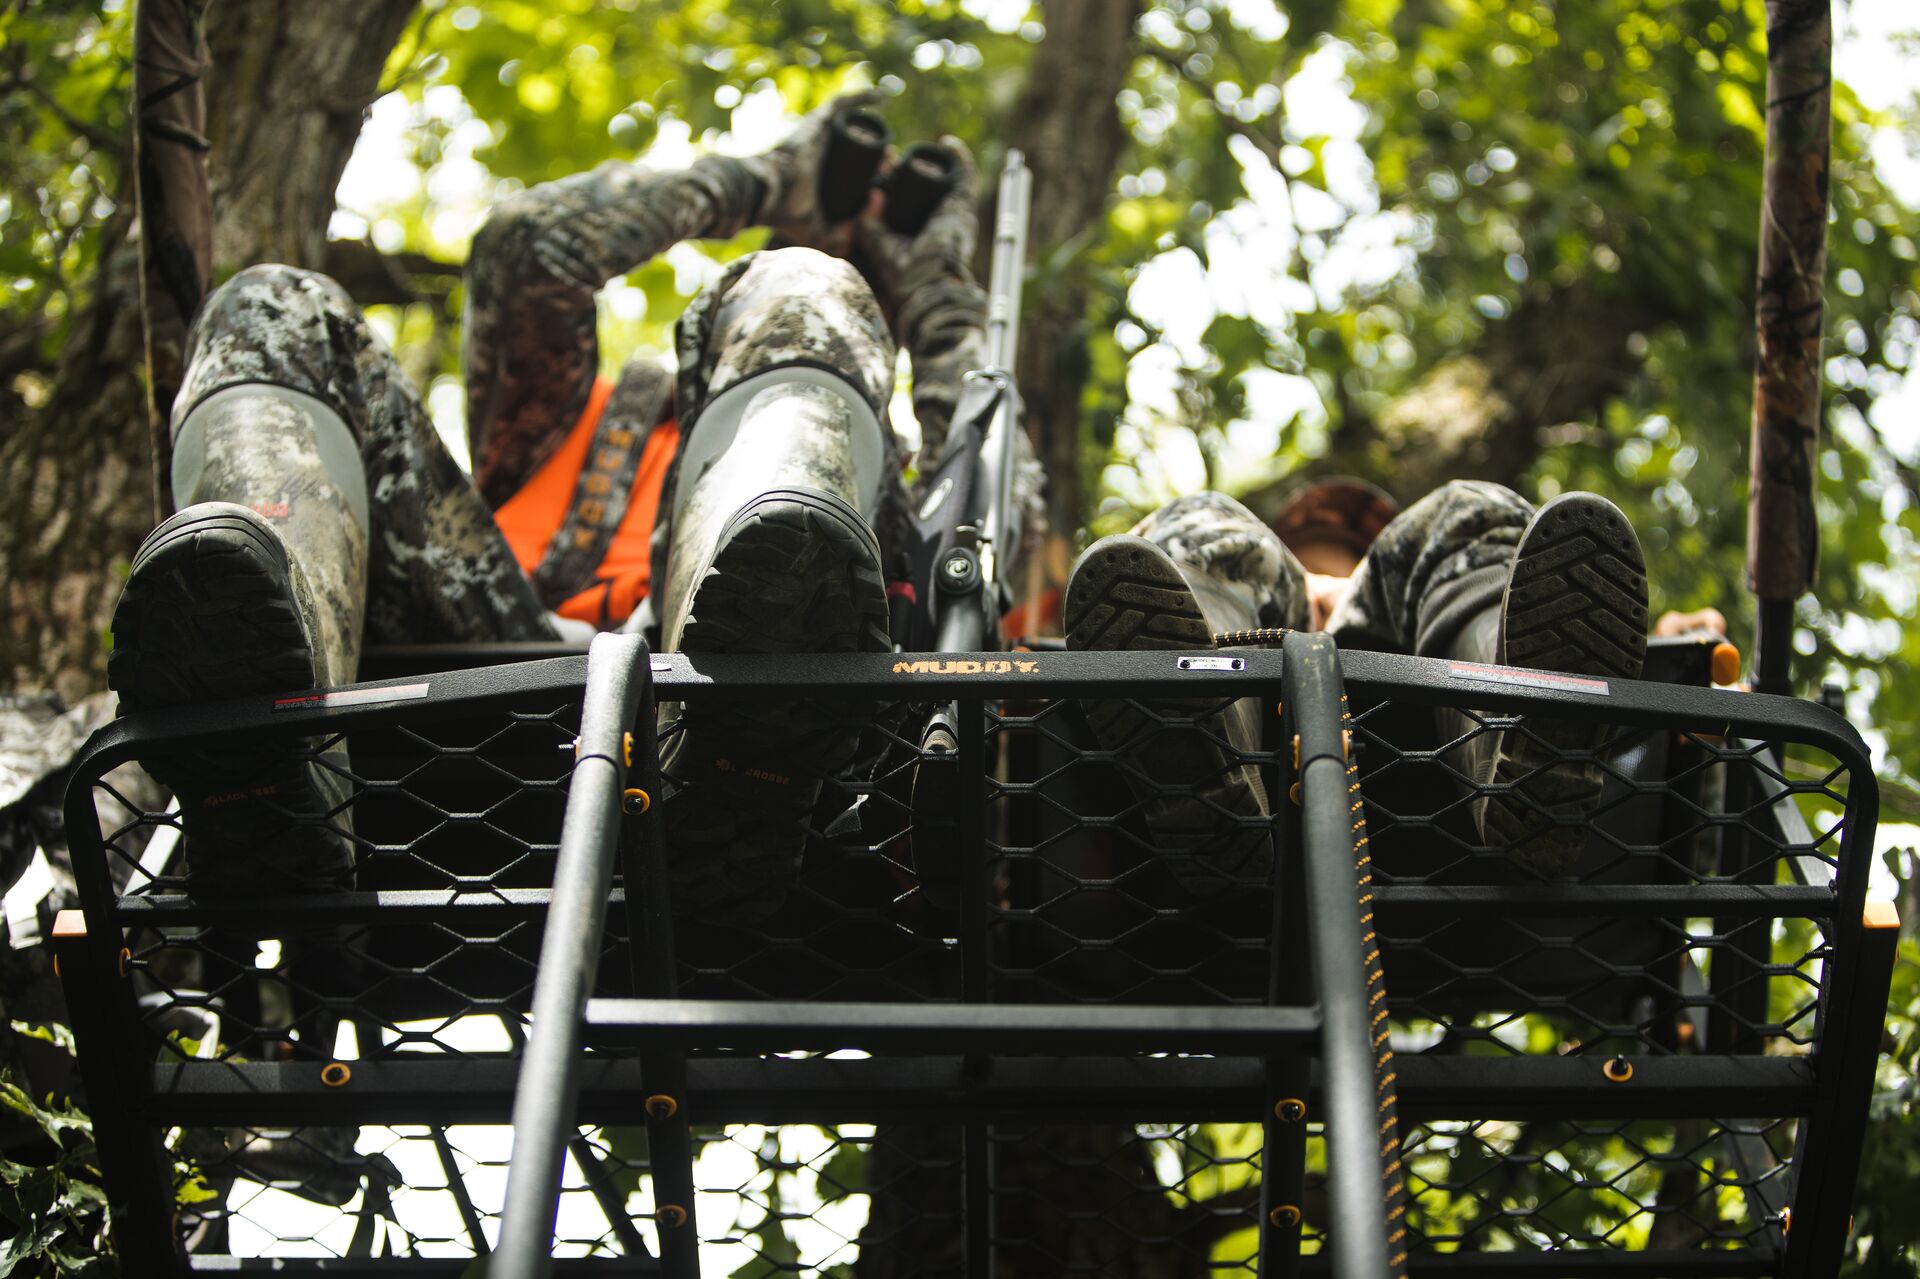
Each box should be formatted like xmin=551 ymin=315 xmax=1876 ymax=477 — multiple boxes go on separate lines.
xmin=666 ymin=490 xmax=889 ymax=921
xmin=1484 ymin=494 xmax=1649 ymax=872
xmin=1064 ymin=536 xmax=1270 ymax=893
xmin=108 ymin=505 xmax=354 ymax=895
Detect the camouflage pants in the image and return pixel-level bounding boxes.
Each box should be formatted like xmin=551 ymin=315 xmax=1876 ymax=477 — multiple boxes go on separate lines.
xmin=1134 ymin=481 xmax=1536 ymax=653
xmin=173 ymin=249 xmax=903 ymax=670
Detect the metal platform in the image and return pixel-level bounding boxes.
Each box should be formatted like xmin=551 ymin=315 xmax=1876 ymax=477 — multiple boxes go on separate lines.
xmin=55 ymin=632 xmax=1894 ymax=1276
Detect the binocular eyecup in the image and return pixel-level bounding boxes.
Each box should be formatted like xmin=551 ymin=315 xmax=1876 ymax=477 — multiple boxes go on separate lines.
xmin=818 ymin=106 xmax=962 ymax=236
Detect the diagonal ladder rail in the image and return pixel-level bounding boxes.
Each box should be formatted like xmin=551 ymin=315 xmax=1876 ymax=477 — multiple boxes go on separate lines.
xmin=1281 ymin=632 xmax=1408 ymax=1279
xmin=496 ymin=633 xmax=656 ymax=1277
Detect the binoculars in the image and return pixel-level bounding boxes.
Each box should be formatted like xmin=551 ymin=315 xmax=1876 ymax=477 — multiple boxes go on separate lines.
xmin=818 ymin=106 xmax=962 ymax=235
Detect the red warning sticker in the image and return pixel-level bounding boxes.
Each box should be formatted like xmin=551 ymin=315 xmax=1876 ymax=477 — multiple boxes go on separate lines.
xmin=1447 ymin=662 xmax=1610 ymax=696
xmin=273 ymin=682 xmax=431 ymax=713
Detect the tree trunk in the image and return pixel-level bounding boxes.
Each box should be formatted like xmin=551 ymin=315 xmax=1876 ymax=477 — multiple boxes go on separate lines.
xmin=1006 ymin=0 xmax=1140 ymax=543
xmin=1243 ymin=284 xmax=1662 ymax=518
xmin=0 ymin=0 xmax=418 ymax=701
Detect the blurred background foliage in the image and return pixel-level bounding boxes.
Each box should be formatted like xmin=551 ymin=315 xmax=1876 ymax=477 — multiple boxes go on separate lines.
xmin=3 ymin=0 xmax=1920 ymax=1272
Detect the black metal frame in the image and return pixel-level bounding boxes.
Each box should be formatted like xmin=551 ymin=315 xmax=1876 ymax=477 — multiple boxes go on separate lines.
xmin=53 ymin=641 xmax=1894 ymax=1277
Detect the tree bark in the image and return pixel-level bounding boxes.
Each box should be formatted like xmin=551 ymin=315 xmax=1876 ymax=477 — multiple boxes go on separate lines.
xmin=0 ymin=0 xmax=419 ymax=701
xmin=1005 ymin=0 xmax=1140 ymax=542
xmin=1242 ymin=284 xmax=1662 ymax=519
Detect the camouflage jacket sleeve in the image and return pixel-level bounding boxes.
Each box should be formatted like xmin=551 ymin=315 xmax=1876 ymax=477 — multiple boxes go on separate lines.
xmin=898 ymin=278 xmax=987 ymax=468
xmin=461 ymin=155 xmax=775 ymax=508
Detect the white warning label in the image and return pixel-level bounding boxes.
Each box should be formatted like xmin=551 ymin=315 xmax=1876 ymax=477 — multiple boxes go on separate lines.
xmin=1447 ymin=662 xmax=1610 ymax=696
xmin=274 ymin=682 xmax=431 ymax=712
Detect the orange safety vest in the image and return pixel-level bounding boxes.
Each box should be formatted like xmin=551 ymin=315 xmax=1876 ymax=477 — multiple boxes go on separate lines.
xmin=494 ymin=376 xmax=680 ymax=628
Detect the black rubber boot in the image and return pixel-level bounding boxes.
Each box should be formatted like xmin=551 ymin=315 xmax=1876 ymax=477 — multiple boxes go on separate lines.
xmin=660 ymin=486 xmax=890 ymax=921
xmin=108 ymin=503 xmax=356 ymax=896
xmin=1451 ymin=491 xmax=1650 ymax=873
xmin=1063 ymin=534 xmax=1271 ymax=895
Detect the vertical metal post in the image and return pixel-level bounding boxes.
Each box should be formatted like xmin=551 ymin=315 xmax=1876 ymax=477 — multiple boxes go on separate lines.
xmin=1259 ymin=689 xmax=1310 ymax=1279
xmin=51 ymin=913 xmax=185 ymax=1273
xmin=1782 ymin=902 xmax=1900 ymax=1276
xmin=495 ymin=633 xmax=653 ymax=1279
xmin=957 ymin=698 xmax=993 ymax=1279
xmin=622 ymin=666 xmax=699 ymax=1276
xmin=1282 ymin=633 xmax=1400 ymax=1279
xmin=1746 ymin=0 xmax=1832 ymax=695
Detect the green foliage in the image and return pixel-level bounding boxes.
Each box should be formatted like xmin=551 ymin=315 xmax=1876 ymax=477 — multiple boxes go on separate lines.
xmin=0 ymin=1 xmax=131 ymax=402
xmin=6 ymin=0 xmax=1920 ymax=1270
xmin=0 ymin=1031 xmax=114 ymax=1277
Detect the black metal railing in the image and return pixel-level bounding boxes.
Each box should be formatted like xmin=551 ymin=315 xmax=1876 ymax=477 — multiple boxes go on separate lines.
xmin=51 ymin=638 xmax=1894 ymax=1275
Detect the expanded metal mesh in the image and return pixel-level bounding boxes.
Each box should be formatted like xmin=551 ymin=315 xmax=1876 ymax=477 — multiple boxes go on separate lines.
xmin=68 ymin=655 xmax=1860 ymax=1269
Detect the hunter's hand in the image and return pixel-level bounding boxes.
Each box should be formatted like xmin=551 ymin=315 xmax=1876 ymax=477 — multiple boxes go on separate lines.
xmin=754 ymin=89 xmax=884 ymax=253
xmin=854 ymin=136 xmax=980 ymax=339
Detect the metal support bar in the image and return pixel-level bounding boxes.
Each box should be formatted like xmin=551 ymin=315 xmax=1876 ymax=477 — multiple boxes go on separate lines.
xmin=142 ymin=1052 xmax=1817 ymax=1125
xmin=495 ymin=633 xmax=653 ymax=1279
xmin=622 ymin=667 xmax=699 ymax=1279
xmin=1284 ymin=632 xmax=1398 ymax=1279
xmin=584 ymin=999 xmax=1318 ymax=1053
xmin=52 ymin=912 xmax=185 ymax=1273
xmin=1784 ymin=902 xmax=1901 ymax=1276
xmin=1261 ymin=688 xmax=1310 ymax=1279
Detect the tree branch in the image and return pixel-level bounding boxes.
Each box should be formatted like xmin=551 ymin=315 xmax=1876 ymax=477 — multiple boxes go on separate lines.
xmin=320 ymin=238 xmax=460 ymax=308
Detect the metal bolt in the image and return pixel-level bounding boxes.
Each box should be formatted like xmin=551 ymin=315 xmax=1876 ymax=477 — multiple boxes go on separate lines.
xmin=645 ymin=1094 xmax=678 ymax=1120
xmin=1269 ymin=1203 xmax=1302 ymax=1229
xmin=1602 ymin=1055 xmax=1634 ymax=1083
xmin=321 ymin=1062 xmax=352 ymax=1088
xmin=1274 ymin=1097 xmax=1307 ymax=1123
xmin=623 ymin=788 xmax=651 ymax=815
xmin=941 ymin=554 xmax=972 ymax=584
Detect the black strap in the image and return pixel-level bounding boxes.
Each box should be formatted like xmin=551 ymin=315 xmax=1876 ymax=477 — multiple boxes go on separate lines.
xmin=531 ymin=359 xmax=674 ymax=609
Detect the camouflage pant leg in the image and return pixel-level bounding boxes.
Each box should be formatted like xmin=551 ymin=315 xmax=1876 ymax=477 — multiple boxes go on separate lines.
xmin=1132 ymin=492 xmax=1312 ymax=631
xmin=177 ymin=265 xmax=556 ymax=649
xmin=657 ymin=247 xmax=910 ymax=562
xmin=1326 ymin=480 xmax=1535 ymax=656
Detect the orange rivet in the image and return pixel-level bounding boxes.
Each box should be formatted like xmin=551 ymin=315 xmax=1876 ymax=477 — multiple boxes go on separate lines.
xmin=1269 ymin=1203 xmax=1302 ymax=1229
xmin=623 ymin=788 xmax=651 ymax=815
xmin=1779 ymin=1206 xmax=1792 ymax=1235
xmin=658 ymin=1203 xmax=688 ymax=1228
xmin=1274 ymin=1098 xmax=1307 ymax=1122
xmin=1602 ymin=1056 xmax=1633 ymax=1083
xmin=118 ymin=948 xmax=131 ymax=977
xmin=1288 ymin=782 xmax=1302 ymax=806
xmin=623 ymin=732 xmax=633 ymax=768
xmin=645 ymin=1094 xmax=678 ymax=1119
xmin=321 ymin=1062 xmax=352 ymax=1088
xmin=1291 ymin=736 xmax=1300 ymax=769
xmin=1711 ymin=642 xmax=1741 ymax=686
xmin=51 ymin=955 xmax=60 ymax=978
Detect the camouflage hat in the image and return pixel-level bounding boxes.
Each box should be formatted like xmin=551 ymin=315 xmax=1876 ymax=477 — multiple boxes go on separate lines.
xmin=1271 ymin=478 xmax=1401 ymax=557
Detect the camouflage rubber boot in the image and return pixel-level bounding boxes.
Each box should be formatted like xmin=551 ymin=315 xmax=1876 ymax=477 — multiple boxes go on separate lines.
xmin=108 ymin=387 xmax=367 ymax=896
xmin=657 ymin=368 xmax=891 ymax=921
xmin=1442 ymin=492 xmax=1649 ymax=875
xmin=1063 ymin=534 xmax=1281 ymax=895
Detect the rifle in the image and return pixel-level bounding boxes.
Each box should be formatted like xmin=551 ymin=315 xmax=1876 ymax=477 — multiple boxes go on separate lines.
xmin=892 ymin=150 xmax=1033 ymax=905
xmin=899 ymin=148 xmax=1033 ymax=656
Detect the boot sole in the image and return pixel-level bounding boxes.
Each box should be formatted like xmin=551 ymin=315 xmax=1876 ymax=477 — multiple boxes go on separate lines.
xmin=109 ymin=504 xmax=354 ymax=895
xmin=665 ymin=487 xmax=889 ymax=920
xmin=1063 ymin=535 xmax=1270 ymax=892
xmin=1481 ymin=493 xmax=1649 ymax=872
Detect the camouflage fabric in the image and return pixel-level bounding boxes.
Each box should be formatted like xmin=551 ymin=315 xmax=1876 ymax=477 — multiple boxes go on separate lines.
xmin=655 ymin=246 xmax=913 ymax=598
xmin=177 ymin=264 xmax=557 ymax=660
xmin=1132 ymin=491 xmax=1312 ymax=632
xmin=1133 ymin=481 xmax=1534 ymax=651
xmin=1326 ymin=480 xmax=1534 ymax=656
xmin=461 ymin=92 xmax=885 ymax=509
xmin=853 ymin=138 xmax=988 ymax=466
